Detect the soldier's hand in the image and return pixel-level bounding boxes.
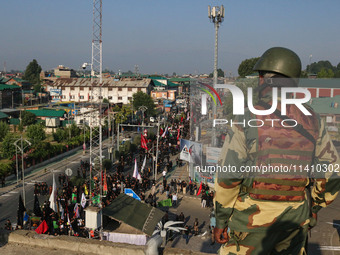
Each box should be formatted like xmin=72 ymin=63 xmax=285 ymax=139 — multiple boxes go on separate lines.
xmin=214 ymin=227 xmax=229 ymax=244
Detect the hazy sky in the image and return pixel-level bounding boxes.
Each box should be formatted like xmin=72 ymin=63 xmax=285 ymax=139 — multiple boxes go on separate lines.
xmin=1 ymin=0 xmax=340 ymax=76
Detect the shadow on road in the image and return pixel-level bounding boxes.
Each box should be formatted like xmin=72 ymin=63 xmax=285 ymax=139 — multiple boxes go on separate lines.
xmin=0 ymin=229 xmax=10 ymax=248
xmin=333 ymin=219 xmax=340 ymax=239
xmin=308 ymin=243 xmax=322 ymax=255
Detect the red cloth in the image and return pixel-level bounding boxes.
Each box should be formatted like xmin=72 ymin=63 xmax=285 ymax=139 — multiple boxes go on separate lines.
xmin=141 ymin=134 xmax=148 ymax=151
xmin=196 ymin=182 xmax=203 ymax=196
xmin=35 ymin=220 xmax=48 ymax=234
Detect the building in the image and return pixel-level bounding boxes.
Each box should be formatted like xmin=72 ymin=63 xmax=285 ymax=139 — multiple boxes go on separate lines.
xmin=44 ymin=77 xmax=153 ymax=104
xmin=0 ymin=84 xmax=22 ymax=109
xmin=54 ymin=65 xmax=77 ymax=78
xmin=308 ymin=95 xmax=340 ymax=132
xmin=299 ymin=79 xmax=340 ymax=98
xmin=150 ymin=89 xmax=176 ymax=102
xmin=5 ymin=78 xmax=31 ymax=90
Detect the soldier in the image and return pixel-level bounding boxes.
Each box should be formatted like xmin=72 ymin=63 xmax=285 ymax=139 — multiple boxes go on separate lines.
xmin=214 ymin=47 xmax=340 ymax=254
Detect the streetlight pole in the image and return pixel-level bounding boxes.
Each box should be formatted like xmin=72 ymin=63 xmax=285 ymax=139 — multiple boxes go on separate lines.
xmin=14 ymin=136 xmax=31 ymax=206
xmin=138 ymin=106 xmax=148 ymax=126
xmin=208 ymin=5 xmax=224 ymax=147
xmin=15 ymin=146 xmax=18 ymax=185
xmin=155 ymin=116 xmax=160 ymax=181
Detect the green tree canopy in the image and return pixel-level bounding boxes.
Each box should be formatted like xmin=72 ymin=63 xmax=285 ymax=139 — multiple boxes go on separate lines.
xmin=132 ymin=91 xmax=156 ymax=116
xmin=53 ymin=128 xmax=66 ymax=143
xmin=317 ymin=68 xmax=334 ymax=78
xmin=1 ymin=133 xmax=18 ymax=159
xmin=0 ymin=159 xmax=13 ymax=179
xmin=209 ymin=68 xmax=225 ymax=78
xmin=238 ymin=57 xmax=260 ymax=78
xmin=103 ymin=159 xmax=112 ymax=171
xmin=23 ymin=59 xmax=42 ymax=92
xmin=0 ymin=122 xmax=9 ymax=142
xmin=112 ymin=105 xmax=133 ymax=124
xmin=21 ymin=111 xmax=36 ymax=126
xmin=306 ymin=60 xmax=336 ymax=74
xmin=26 ymin=124 xmax=46 ymax=145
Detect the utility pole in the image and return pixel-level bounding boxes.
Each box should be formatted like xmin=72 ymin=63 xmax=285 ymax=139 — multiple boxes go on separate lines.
xmin=208 ymin=5 xmax=224 ymax=147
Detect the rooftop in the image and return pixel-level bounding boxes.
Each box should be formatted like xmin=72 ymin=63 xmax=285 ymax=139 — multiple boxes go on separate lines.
xmin=308 ymin=95 xmax=340 ymax=114
xmin=46 ymin=78 xmax=152 ymax=88
xmin=0 ymin=84 xmax=21 ymax=90
xmin=26 ymin=109 xmax=66 ymax=118
xmin=299 ymin=79 xmax=340 ymax=89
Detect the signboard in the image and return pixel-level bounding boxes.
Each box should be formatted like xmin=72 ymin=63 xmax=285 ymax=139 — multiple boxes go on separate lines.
xmin=180 ymin=139 xmax=202 ymax=165
xmin=206 ymin=147 xmax=222 ymax=164
xmin=65 ymin=168 xmax=73 ymax=176
xmin=124 ymin=188 xmax=141 ymax=201
xmin=50 ymin=89 xmax=62 ymax=102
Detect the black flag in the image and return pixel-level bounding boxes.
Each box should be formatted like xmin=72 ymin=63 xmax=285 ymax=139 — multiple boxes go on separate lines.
xmin=17 ymin=194 xmax=26 ymax=227
xmin=33 ymin=194 xmax=42 ymax=217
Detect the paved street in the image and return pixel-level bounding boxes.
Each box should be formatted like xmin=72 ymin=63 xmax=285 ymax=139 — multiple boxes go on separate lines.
xmin=0 ymin=141 xmax=110 ymax=228
xmin=2 ymin=144 xmax=340 ymax=254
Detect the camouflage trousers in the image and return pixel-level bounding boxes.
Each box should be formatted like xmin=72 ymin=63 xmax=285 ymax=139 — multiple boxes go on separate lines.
xmin=219 ymin=226 xmax=308 ymax=255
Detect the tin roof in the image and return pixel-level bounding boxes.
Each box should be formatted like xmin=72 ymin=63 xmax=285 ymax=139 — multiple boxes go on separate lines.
xmin=26 ymin=109 xmax=66 ymax=117
xmin=48 ymin=78 xmax=152 ymax=88
xmin=0 ymin=84 xmax=21 ymax=90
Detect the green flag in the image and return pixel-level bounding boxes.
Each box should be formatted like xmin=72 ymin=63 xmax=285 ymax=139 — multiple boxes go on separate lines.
xmin=158 ymin=198 xmax=172 ymax=207
xmin=72 ymin=193 xmax=77 ymax=203
xmin=92 ymin=195 xmax=100 ymax=205
xmin=53 ymin=220 xmax=59 ymax=229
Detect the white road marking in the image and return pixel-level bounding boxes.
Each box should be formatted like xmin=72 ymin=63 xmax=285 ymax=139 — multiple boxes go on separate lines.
xmin=1 ymin=194 xmax=12 ymax=197
xmin=8 ymin=191 xmax=19 ymax=194
xmin=319 ymin=246 xmax=340 ymax=251
xmin=326 ymin=222 xmax=340 ymax=227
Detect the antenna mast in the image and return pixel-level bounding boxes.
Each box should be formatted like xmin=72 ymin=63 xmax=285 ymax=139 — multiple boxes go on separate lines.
xmin=89 ymin=0 xmax=103 ymax=235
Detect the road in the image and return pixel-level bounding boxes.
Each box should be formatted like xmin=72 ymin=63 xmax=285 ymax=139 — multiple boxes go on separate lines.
xmin=0 ymin=141 xmax=110 ymax=228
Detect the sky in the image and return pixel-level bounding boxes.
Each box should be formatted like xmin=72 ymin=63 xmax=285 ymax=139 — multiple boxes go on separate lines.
xmin=1 ymin=0 xmax=340 ymax=76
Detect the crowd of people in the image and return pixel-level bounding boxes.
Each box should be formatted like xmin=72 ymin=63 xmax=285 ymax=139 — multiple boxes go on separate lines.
xmin=3 ymin=113 xmax=215 ymax=248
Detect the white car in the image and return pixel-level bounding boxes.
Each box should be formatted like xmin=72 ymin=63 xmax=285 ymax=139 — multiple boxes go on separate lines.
xmin=150 ymin=117 xmax=155 ymax=122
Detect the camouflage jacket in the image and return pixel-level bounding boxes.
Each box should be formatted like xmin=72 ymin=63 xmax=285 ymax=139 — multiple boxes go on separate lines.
xmin=215 ymin=102 xmax=340 ymax=233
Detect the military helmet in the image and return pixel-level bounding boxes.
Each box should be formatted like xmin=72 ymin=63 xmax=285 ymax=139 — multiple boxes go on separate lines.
xmin=253 ymin=47 xmax=301 ymax=85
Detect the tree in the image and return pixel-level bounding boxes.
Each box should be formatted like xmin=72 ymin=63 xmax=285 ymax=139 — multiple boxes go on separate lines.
xmin=132 ymin=91 xmax=156 ymax=116
xmin=23 ymin=59 xmax=42 ymax=92
xmin=103 ymin=159 xmax=112 ymax=171
xmin=238 ymin=57 xmax=260 ymax=77
xmin=0 ymin=122 xmax=9 ymax=142
xmin=209 ymin=68 xmax=225 ymax=78
xmin=317 ymin=68 xmax=334 ymax=78
xmin=1 ymin=133 xmax=18 ymax=159
xmin=0 ymin=160 xmax=13 ymax=180
xmin=53 ymin=128 xmax=66 ymax=143
xmin=26 ymin=124 xmax=46 ymax=145
xmin=103 ymin=98 xmax=110 ymax=104
xmin=113 ymin=105 xmax=133 ymax=124
xmin=21 ymin=111 xmax=36 ymax=126
xmin=307 ymin=60 xmax=336 ymax=74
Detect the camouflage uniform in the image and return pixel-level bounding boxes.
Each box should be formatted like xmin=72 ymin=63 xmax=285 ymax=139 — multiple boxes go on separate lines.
xmin=215 ymin=97 xmax=340 ymax=255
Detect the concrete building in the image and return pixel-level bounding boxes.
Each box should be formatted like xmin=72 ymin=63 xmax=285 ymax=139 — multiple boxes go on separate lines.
xmin=150 ymin=89 xmax=176 ymax=102
xmin=0 ymin=84 xmax=22 ymax=109
xmin=299 ymin=79 xmax=340 ymax=98
xmin=44 ymin=77 xmax=153 ymax=104
xmin=54 ymin=65 xmax=77 ymax=78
